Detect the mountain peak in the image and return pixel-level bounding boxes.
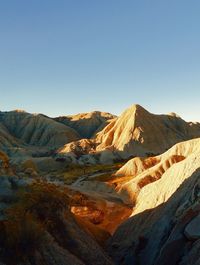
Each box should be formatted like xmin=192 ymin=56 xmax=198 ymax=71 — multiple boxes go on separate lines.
xmin=126 ymin=104 xmax=149 ymax=114
xmin=121 ymin=104 xmax=150 ymax=120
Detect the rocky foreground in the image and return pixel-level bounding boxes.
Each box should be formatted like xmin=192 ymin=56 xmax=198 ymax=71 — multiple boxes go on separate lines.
xmin=1 ymin=105 xmax=200 ymax=264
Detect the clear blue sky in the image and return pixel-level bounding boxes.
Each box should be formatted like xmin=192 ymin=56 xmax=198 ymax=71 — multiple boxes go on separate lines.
xmin=0 ymin=0 xmax=200 ymax=121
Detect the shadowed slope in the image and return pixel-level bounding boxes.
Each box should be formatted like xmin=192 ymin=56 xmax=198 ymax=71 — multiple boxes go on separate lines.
xmin=0 ymin=110 xmax=80 ymax=150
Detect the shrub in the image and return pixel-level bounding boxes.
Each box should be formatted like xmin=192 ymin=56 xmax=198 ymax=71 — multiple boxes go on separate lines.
xmin=0 ymin=181 xmax=71 ymax=264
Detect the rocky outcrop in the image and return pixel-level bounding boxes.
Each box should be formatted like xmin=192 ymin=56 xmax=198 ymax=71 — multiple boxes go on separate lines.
xmin=58 ymin=139 xmax=97 ymax=157
xmin=108 ymin=138 xmax=200 ymax=265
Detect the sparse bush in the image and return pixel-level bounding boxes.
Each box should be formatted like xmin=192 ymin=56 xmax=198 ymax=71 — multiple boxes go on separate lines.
xmin=0 ymin=181 xmax=71 ymax=264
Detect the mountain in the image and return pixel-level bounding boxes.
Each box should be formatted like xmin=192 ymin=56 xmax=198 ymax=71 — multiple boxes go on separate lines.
xmin=57 ymin=104 xmax=200 ymax=164
xmin=0 ymin=122 xmax=21 ymax=149
xmin=1 ymin=105 xmax=200 ymax=264
xmin=96 ymin=104 xmax=200 ymax=157
xmin=108 ymin=137 xmax=200 ymax=265
xmin=55 ymin=111 xmax=116 ymax=139
xmin=0 ymin=110 xmax=80 ymax=151
xmin=2 ymin=105 xmax=200 ymax=166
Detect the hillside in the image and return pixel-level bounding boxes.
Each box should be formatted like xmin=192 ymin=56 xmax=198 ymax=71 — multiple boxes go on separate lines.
xmin=96 ymin=104 xmax=200 ymax=157
xmin=55 ymin=111 xmax=116 ymax=138
xmin=57 ymin=104 xmax=200 ymax=164
xmin=1 ymin=105 xmax=200 ymax=264
xmin=0 ymin=110 xmax=80 ymax=149
xmin=109 ymin=138 xmax=200 ymax=264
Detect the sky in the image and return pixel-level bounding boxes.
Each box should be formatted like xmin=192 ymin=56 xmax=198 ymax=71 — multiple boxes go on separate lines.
xmin=0 ymin=0 xmax=200 ymax=121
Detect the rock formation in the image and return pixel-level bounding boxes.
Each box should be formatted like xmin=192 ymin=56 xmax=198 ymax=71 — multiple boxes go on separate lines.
xmin=1 ymin=105 xmax=200 ymax=264
xmin=57 ymin=104 xmax=200 ymax=165
xmin=55 ymin=111 xmax=116 ymax=138
xmin=0 ymin=110 xmax=80 ymax=149
xmin=108 ymin=138 xmax=200 ymax=265
xmin=96 ymin=104 xmax=200 ymax=158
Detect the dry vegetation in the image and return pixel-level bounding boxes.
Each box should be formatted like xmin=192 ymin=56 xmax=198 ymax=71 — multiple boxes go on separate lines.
xmin=55 ymin=162 xmax=125 ymax=184
xmin=0 ymin=181 xmax=73 ymax=264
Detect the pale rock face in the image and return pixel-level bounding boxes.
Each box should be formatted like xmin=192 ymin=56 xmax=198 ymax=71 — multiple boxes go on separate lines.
xmin=115 ymin=156 xmax=160 ymax=177
xmin=96 ymin=104 xmax=200 ymax=158
xmin=108 ymin=138 xmax=200 ymax=265
xmin=58 ymin=139 xmax=96 ymax=156
xmin=115 ymin=138 xmax=200 ymax=204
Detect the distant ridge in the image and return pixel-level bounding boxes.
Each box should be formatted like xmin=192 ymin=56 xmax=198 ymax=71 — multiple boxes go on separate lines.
xmin=55 ymin=111 xmax=116 ymax=138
